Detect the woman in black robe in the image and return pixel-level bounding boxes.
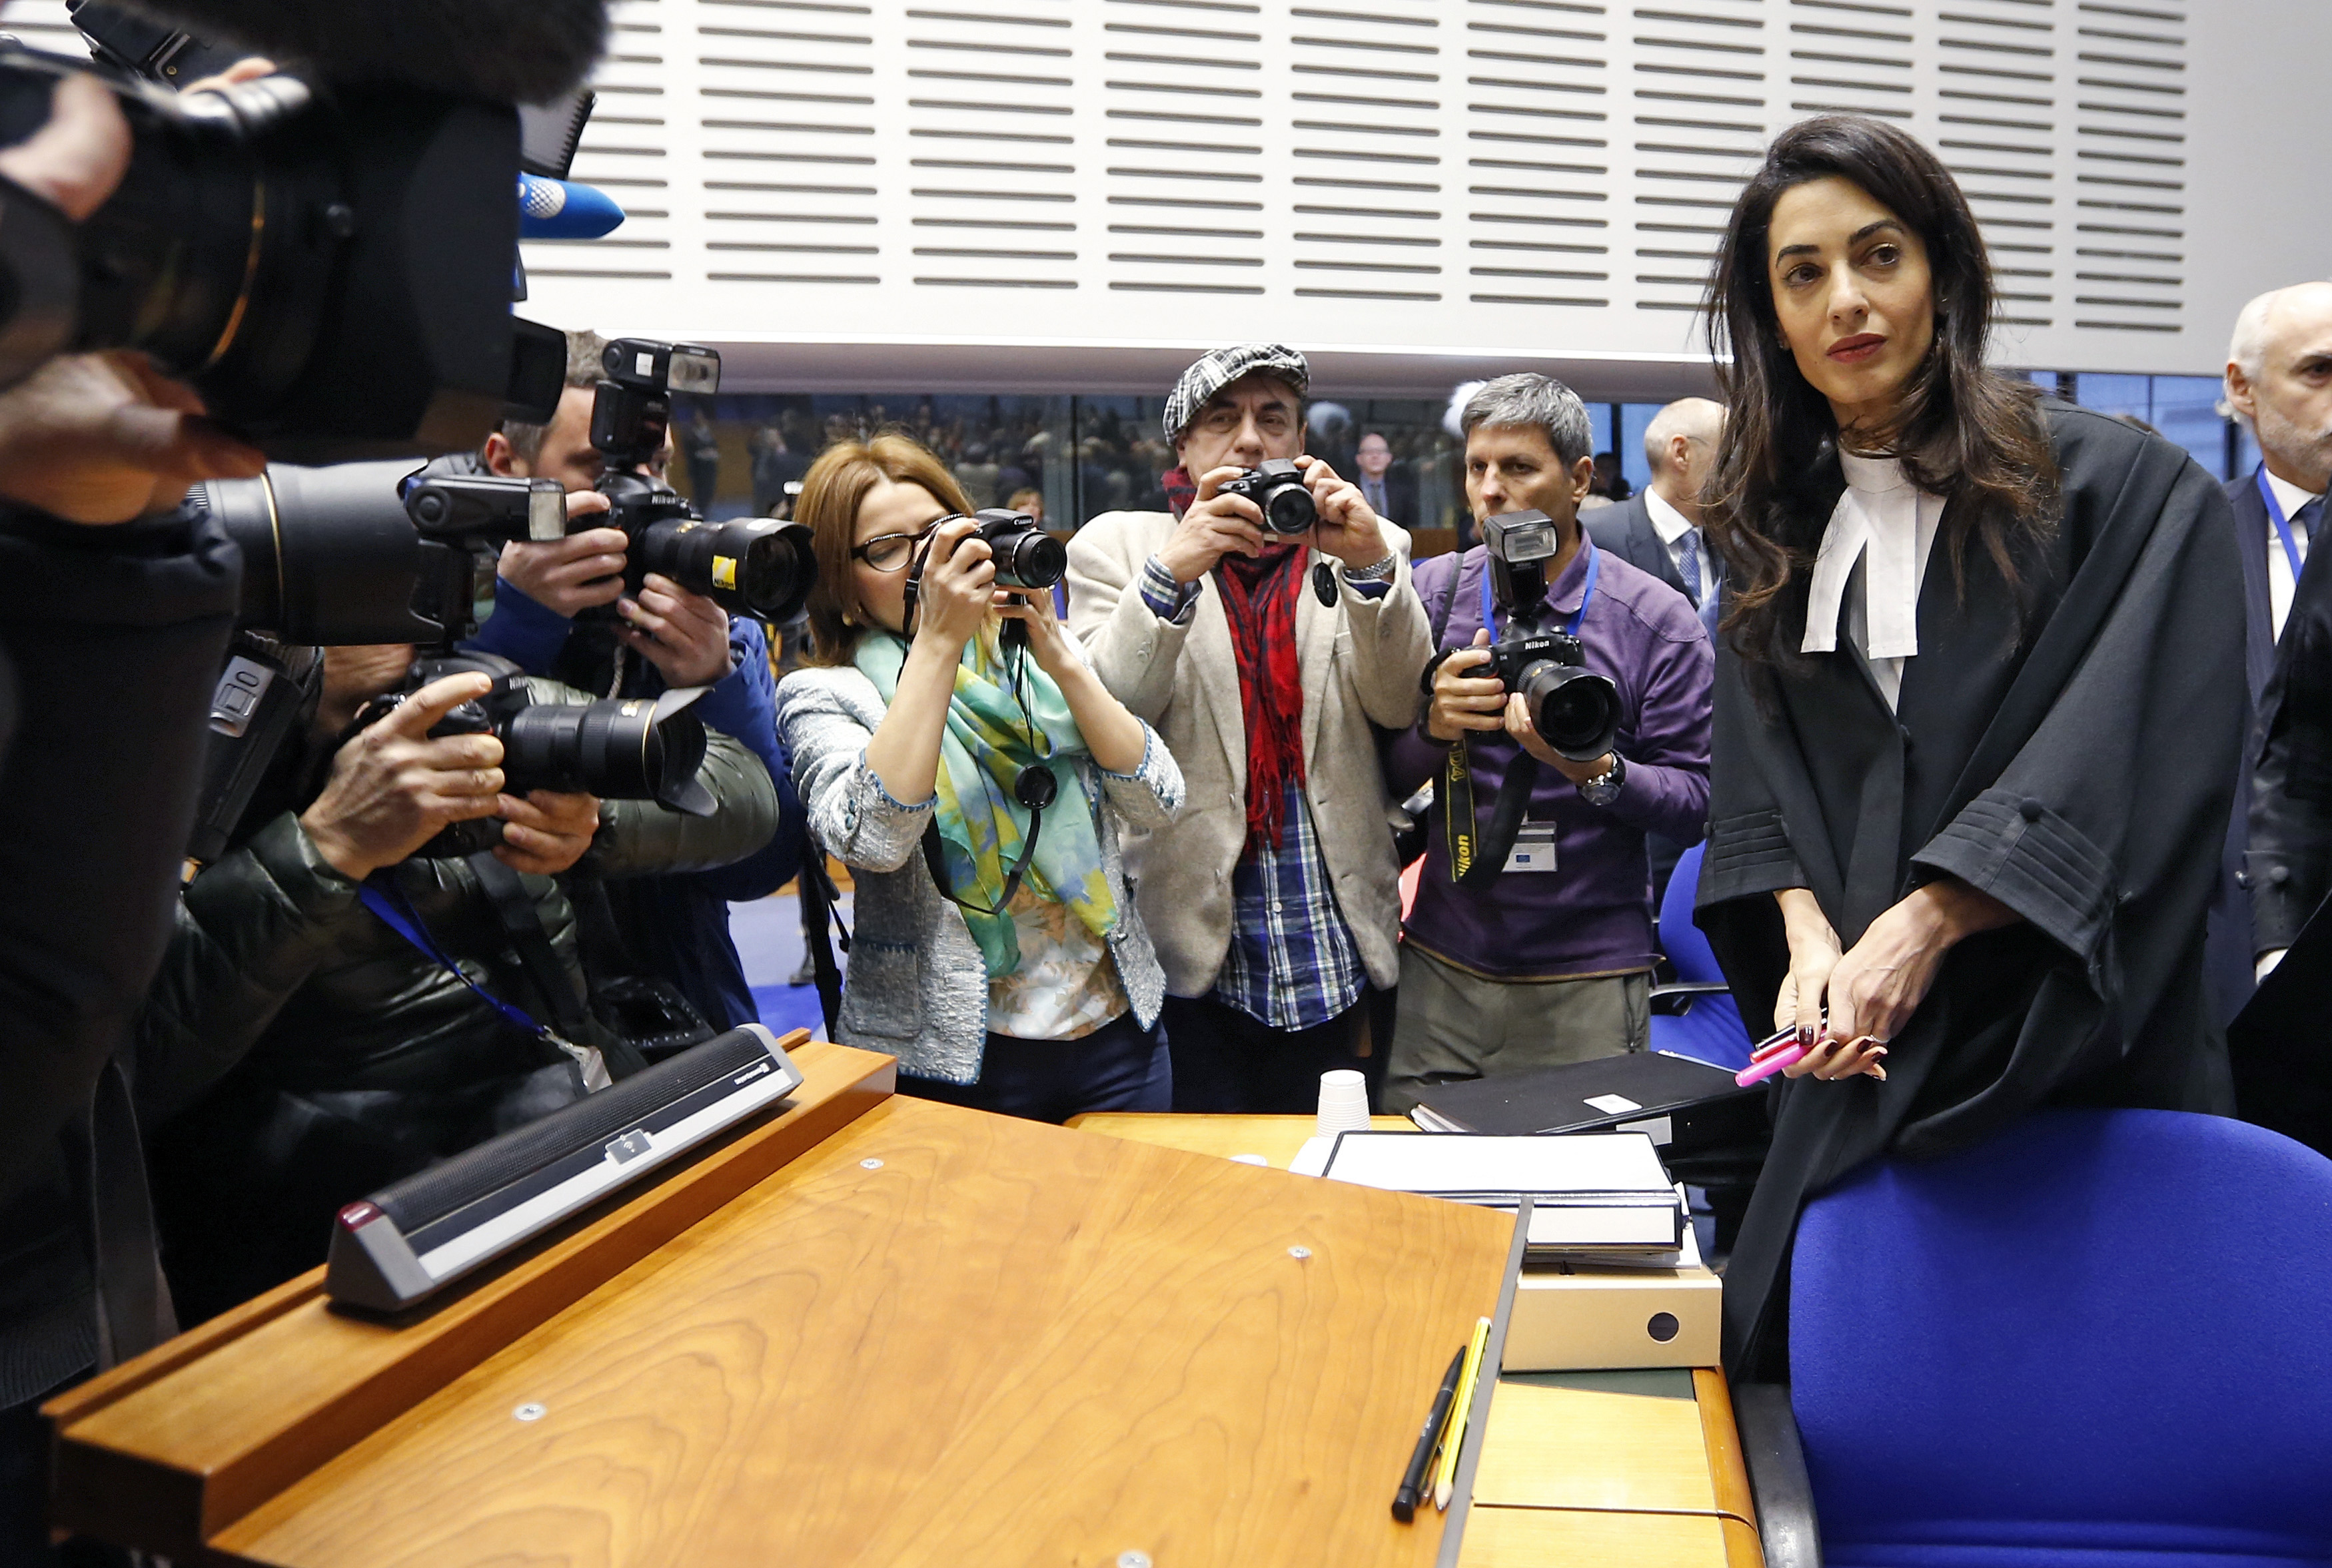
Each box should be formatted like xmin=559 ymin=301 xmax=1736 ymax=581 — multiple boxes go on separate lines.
xmin=1695 ymin=116 xmax=2245 ymax=1379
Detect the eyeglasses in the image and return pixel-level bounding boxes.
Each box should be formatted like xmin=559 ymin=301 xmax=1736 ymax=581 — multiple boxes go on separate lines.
xmin=852 ymin=519 xmax=944 ymax=573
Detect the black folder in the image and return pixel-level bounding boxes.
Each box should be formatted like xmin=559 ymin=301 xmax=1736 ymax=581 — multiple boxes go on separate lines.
xmin=1409 ymin=1050 xmax=1766 ymax=1153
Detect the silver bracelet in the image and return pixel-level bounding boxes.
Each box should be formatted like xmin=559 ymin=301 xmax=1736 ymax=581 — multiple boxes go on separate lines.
xmin=1342 ymin=552 xmax=1398 ymax=583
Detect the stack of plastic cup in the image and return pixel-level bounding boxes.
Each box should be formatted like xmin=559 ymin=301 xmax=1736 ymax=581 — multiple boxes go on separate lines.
xmin=1315 ymin=1069 xmax=1371 ymax=1138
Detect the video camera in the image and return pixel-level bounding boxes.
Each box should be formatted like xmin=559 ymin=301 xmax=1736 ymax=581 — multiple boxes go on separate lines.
xmin=185 ymin=461 xmax=717 ymax=865
xmin=1218 ymin=458 xmax=1315 ymax=536
xmin=586 ymin=338 xmax=817 ymax=623
xmin=1481 ymin=509 xmax=1620 ymax=763
xmin=0 ymin=41 xmax=563 ymax=459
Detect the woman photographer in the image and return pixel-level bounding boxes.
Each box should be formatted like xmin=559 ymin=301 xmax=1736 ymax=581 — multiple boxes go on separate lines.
xmin=1693 ymin=115 xmax=2245 ymax=1378
xmin=777 ymin=436 xmax=1182 ymax=1121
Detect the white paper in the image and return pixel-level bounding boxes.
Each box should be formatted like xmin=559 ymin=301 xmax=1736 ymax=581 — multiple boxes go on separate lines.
xmin=1582 ymin=1092 xmax=1642 ymax=1114
xmin=1319 ymin=1131 xmax=1672 ymax=1198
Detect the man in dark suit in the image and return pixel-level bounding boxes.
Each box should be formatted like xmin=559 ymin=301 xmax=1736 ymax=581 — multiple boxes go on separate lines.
xmin=1354 ymin=430 xmax=1417 ymax=532
xmin=2226 ymin=282 xmax=2332 ymax=1019
xmin=1587 ymin=397 xmax=1724 ymax=637
xmin=1585 ymin=396 xmax=1722 ymax=903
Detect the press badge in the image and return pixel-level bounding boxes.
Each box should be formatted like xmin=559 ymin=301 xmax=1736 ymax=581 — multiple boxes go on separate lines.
xmin=1502 ymin=823 xmax=1558 ymax=873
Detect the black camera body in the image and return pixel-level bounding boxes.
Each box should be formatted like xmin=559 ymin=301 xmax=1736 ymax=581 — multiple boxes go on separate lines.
xmin=586 ymin=338 xmax=817 ymax=623
xmin=1481 ymin=509 xmax=1621 ymax=764
xmin=0 ymin=47 xmax=563 ymax=458
xmin=356 ymin=652 xmax=716 ymax=858
xmin=1218 ymin=458 xmax=1317 ymax=536
xmin=201 ymin=460 xmax=566 ymax=646
xmin=967 ymin=508 xmax=1065 ymax=591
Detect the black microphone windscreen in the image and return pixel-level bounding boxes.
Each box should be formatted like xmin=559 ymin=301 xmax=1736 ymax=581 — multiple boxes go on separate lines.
xmin=112 ymin=0 xmax=610 ymax=103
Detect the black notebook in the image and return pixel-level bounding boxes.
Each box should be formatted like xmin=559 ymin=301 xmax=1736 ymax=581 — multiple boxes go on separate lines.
xmin=1409 ymin=1051 xmax=1764 ymax=1147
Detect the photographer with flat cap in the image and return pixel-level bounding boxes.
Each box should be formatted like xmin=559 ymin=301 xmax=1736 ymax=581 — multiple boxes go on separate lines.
xmin=1067 ymin=344 xmax=1431 ymax=1112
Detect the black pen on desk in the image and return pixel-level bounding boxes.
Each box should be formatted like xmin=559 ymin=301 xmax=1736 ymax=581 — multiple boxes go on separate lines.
xmin=1391 ymin=1344 xmax=1468 ymax=1523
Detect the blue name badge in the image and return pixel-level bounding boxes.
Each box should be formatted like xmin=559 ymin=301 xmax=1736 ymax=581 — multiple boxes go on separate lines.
xmin=1502 ymin=823 xmax=1559 ymax=873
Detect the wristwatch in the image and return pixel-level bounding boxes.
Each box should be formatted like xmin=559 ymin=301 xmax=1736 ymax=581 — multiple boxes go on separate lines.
xmin=1576 ymin=753 xmax=1626 ymax=807
xmin=1342 ymin=552 xmax=1398 ymax=583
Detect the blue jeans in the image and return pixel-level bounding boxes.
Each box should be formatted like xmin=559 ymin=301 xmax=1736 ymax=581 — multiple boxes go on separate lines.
xmin=897 ymin=1010 xmax=1171 ymax=1124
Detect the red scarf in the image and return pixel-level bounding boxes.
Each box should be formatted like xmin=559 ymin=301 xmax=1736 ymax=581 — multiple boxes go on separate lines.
xmin=1213 ymin=542 xmax=1309 ymax=852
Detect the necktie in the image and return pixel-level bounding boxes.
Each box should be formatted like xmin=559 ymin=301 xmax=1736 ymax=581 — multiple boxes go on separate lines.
xmin=1677 ymin=528 xmax=1722 ymax=641
xmin=2297 ymin=496 xmax=2324 ymax=546
xmin=1366 ymin=478 xmax=1387 ymax=515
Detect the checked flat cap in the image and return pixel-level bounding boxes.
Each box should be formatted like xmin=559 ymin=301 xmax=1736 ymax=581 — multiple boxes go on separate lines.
xmin=1161 ymin=343 xmax=1310 ymax=447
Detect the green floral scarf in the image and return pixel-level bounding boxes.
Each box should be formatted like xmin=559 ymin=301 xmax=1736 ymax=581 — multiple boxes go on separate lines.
xmin=856 ymin=633 xmax=1119 ymax=979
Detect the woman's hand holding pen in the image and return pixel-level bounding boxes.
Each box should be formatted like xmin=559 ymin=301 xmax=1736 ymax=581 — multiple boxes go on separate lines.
xmin=1767 ymin=879 xmax=2020 ymax=1082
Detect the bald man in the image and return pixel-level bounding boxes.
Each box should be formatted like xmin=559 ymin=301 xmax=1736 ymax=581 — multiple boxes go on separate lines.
xmin=1586 ymin=398 xmax=1724 ymax=641
xmin=2225 ymin=284 xmax=2332 ymax=675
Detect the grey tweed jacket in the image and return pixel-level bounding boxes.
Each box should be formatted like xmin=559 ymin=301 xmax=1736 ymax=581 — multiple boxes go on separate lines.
xmin=776 ymin=663 xmax=1183 ymax=1084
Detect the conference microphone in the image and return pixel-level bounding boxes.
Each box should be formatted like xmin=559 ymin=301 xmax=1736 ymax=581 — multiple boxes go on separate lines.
xmin=519 ymin=172 xmax=624 ymax=240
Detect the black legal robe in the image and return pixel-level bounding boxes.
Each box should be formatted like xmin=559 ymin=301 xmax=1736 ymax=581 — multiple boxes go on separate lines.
xmin=1697 ymin=401 xmax=2244 ymax=1379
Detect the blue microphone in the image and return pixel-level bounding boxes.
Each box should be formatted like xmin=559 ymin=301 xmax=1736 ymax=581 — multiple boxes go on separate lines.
xmin=518 ymin=173 xmax=626 ymax=240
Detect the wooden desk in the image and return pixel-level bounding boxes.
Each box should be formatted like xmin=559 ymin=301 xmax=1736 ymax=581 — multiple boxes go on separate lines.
xmin=53 ymin=1047 xmax=1522 ymax=1567
xmin=1067 ymin=1114 xmax=1764 ymax=1568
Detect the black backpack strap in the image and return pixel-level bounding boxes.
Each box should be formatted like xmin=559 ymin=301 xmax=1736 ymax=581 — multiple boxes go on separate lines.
xmin=800 ymin=850 xmax=850 ymax=1038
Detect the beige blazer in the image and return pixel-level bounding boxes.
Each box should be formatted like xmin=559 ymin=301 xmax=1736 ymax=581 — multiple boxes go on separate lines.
xmin=1066 ymin=513 xmax=1431 ymax=999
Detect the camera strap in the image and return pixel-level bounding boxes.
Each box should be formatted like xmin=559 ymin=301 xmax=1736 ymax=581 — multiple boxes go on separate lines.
xmin=921 ymin=793 xmax=1047 ymax=917
xmin=358 ymin=869 xmax=622 ymax=1090
xmin=1446 ymin=537 xmax=1600 ymax=887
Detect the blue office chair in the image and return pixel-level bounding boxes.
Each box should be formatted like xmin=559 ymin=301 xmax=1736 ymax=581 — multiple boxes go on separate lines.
xmin=1650 ymin=840 xmax=1754 ymax=1071
xmin=1764 ymin=1108 xmax=2332 ymax=1568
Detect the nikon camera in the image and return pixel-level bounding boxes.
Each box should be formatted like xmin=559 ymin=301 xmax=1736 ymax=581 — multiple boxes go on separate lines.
xmin=1482 ymin=509 xmax=1622 ymax=763
xmin=353 ymin=653 xmax=716 ymax=858
xmin=587 ymin=339 xmax=817 ymax=622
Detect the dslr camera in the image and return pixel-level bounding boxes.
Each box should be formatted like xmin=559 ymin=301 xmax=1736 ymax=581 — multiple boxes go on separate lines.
xmin=0 ymin=43 xmax=563 ymax=458
xmin=352 ymin=652 xmax=715 ymax=857
xmin=1217 ymin=458 xmax=1316 ymax=536
xmin=953 ymin=508 xmax=1065 ymax=591
xmin=586 ymin=338 xmax=817 ymax=623
xmin=185 ymin=463 xmax=712 ymax=865
xmin=1481 ymin=509 xmax=1621 ymax=763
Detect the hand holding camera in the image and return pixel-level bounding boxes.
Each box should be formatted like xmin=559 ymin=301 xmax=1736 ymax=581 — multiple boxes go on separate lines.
xmin=0 ymin=348 xmax=263 ymax=523
xmin=1426 ymin=628 xmax=1508 ymax=743
xmin=491 ymin=787 xmax=604 ymax=877
xmin=1157 ymin=464 xmax=1269 ymax=584
xmin=298 ymin=671 xmax=508 ymax=881
xmin=497 ymin=491 xmax=628 ymax=617
xmin=618 ymin=572 xmax=734 ymax=687
xmin=912 ymin=514 xmax=997 ymax=651
xmin=1291 ymin=453 xmax=1390 ymax=570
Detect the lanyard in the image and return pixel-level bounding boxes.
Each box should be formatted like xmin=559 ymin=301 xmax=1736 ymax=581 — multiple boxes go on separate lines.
xmin=1480 ymin=532 xmax=1600 ymax=642
xmin=2261 ymin=464 xmax=2307 ymax=586
xmin=358 ymin=877 xmax=555 ymax=1042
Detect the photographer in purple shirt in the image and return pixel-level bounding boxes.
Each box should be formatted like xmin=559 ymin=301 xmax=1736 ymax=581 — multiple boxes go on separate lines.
xmin=1384 ymin=375 xmax=1713 ymax=1111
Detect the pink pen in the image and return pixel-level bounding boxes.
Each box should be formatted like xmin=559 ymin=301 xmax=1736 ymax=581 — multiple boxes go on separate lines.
xmin=1735 ymin=1022 xmax=1818 ymax=1088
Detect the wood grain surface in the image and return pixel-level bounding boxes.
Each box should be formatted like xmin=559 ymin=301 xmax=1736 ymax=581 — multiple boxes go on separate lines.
xmin=1470 ymin=1377 xmax=1719 ymax=1514
xmin=1066 ymin=1112 xmax=1415 ymax=1168
xmin=1456 ymin=1504 xmax=1731 ymax=1567
xmin=46 ymin=1033 xmax=890 ymax=1559
xmin=209 ymin=1094 xmax=1516 ymax=1568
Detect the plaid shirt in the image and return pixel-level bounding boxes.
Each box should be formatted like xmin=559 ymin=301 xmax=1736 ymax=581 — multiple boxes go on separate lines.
xmin=1213 ymin=781 xmax=1367 ymax=1030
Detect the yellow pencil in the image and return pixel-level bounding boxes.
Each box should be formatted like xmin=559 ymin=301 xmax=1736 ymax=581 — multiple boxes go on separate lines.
xmin=1433 ymin=1315 xmax=1492 ymax=1511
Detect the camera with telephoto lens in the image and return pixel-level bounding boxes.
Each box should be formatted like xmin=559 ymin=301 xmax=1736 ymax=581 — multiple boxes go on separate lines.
xmin=185 ymin=462 xmax=572 ymax=866
xmin=1482 ymin=508 xmax=1621 ymax=763
xmin=587 ymin=337 xmax=818 ymax=622
xmin=1217 ymin=457 xmax=1317 ymax=536
xmin=353 ymin=651 xmax=717 ymax=858
xmin=0 ymin=43 xmax=565 ymax=460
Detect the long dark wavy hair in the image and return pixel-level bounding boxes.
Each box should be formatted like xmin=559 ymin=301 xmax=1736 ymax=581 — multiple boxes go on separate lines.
xmin=1702 ymin=115 xmax=2057 ymax=665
